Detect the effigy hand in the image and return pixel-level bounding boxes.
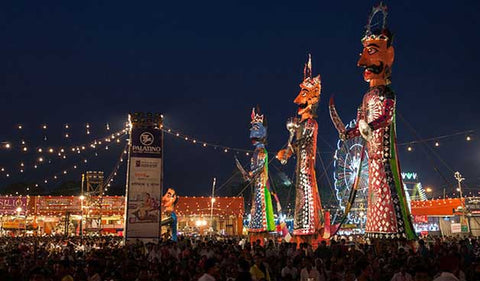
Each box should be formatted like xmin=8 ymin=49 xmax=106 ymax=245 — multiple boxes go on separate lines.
xmin=358 ymin=120 xmax=372 ymax=141
xmin=276 ymin=149 xmax=292 ymax=165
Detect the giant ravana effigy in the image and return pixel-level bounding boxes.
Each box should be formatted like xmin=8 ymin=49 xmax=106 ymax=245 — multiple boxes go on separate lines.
xmin=277 ymin=55 xmax=327 ymax=244
xmin=329 ymin=3 xmax=416 ymax=239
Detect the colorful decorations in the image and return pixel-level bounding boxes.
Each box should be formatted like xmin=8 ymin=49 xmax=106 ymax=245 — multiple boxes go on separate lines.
xmin=329 ymin=3 xmax=415 ymax=239
xmin=333 ymin=120 xmax=369 ymax=228
xmin=161 ymin=188 xmax=178 ymax=241
xmin=239 ymin=107 xmax=275 ymax=233
xmin=277 ymin=55 xmax=325 ymax=239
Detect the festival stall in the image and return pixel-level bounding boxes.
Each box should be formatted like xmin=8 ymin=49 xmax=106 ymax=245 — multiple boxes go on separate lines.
xmin=174 ymin=196 xmax=244 ymax=236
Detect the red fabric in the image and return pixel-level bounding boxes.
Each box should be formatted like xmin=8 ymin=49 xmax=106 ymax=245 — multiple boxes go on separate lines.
xmin=410 ymin=199 xmax=464 ymax=216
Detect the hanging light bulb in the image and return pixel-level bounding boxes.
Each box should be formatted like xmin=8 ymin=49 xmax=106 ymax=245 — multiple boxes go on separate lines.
xmin=48 ymin=148 xmax=54 ymax=153
xmin=22 ymin=147 xmax=28 ymax=152
xmin=407 ymin=146 xmax=413 ymax=152
xmin=18 ymin=125 xmax=23 ymax=130
xmin=435 ymin=141 xmax=439 ymax=147
xmin=86 ymin=123 xmax=90 ymax=129
xmin=42 ymin=124 xmax=47 ymax=130
xmin=106 ymin=123 xmax=110 ymax=130
xmin=466 ymin=135 xmax=472 ymax=141
xmin=65 ymin=133 xmax=69 ymax=138
xmin=65 ymin=124 xmax=69 ymax=129
xmin=38 ymin=157 xmax=44 ymax=162
xmin=86 ymin=130 xmax=90 ymax=135
xmin=4 ymin=143 xmax=11 ymax=149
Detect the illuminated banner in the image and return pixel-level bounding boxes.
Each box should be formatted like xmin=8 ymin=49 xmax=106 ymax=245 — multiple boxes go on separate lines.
xmin=0 ymin=196 xmax=28 ymax=214
xmin=125 ymin=113 xmax=163 ymax=241
xmin=36 ymin=196 xmax=81 ymax=214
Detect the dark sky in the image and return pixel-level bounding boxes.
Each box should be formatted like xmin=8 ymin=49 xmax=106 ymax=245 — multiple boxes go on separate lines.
xmin=1 ymin=0 xmax=480 ymax=199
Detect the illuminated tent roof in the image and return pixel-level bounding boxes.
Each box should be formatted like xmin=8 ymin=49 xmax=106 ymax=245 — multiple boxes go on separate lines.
xmin=411 ymin=198 xmax=464 ymax=216
xmin=175 ymin=196 xmax=244 ymax=216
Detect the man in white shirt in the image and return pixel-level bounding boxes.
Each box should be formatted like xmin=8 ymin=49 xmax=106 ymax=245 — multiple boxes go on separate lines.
xmin=199 ymin=258 xmax=218 ymax=281
xmin=300 ymin=259 xmax=320 ymax=281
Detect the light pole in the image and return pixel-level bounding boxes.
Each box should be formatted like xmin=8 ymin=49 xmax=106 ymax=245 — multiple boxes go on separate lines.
xmin=16 ymin=207 xmax=23 ymax=236
xmin=80 ymin=195 xmax=85 ymax=241
xmin=454 ymin=171 xmax=469 ymax=234
xmin=210 ymin=177 xmax=216 ymax=231
xmin=425 ymin=187 xmax=433 ymax=199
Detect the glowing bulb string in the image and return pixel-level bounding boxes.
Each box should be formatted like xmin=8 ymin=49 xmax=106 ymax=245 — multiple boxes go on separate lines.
xmin=1 ymin=129 xmax=127 ymax=156
xmin=0 ymin=134 xmax=128 ymax=180
xmin=162 ymin=127 xmax=253 ymax=155
xmin=0 ymin=130 xmax=127 ymax=174
xmin=397 ymin=113 xmax=456 ymax=187
xmin=102 ymin=144 xmax=128 ymax=195
xmin=38 ymin=140 xmax=125 ymax=186
xmin=397 ymin=129 xmax=476 ymax=146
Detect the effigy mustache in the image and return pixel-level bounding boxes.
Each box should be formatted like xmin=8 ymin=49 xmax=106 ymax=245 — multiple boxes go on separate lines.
xmin=363 ymin=62 xmax=384 ymax=74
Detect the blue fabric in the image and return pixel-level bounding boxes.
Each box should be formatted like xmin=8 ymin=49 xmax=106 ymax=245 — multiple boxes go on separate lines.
xmin=171 ymin=211 xmax=177 ymax=241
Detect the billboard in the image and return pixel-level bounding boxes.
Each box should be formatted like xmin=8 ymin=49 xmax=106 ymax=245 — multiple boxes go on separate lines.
xmin=125 ymin=114 xmax=163 ymax=241
xmin=0 ymin=196 xmax=28 ymax=214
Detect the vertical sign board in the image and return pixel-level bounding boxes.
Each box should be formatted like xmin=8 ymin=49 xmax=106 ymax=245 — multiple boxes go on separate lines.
xmin=125 ymin=113 xmax=163 ymax=242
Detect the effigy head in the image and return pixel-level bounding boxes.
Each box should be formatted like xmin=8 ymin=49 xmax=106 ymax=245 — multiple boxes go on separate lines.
xmin=162 ymin=188 xmax=178 ymax=210
xmin=249 ymin=107 xmax=267 ymax=144
xmin=357 ymin=3 xmax=394 ymax=86
xmin=294 ymin=54 xmax=321 ymax=121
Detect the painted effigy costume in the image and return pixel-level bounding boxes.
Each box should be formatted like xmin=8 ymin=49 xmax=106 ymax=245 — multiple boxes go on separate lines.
xmin=161 ymin=188 xmax=178 ymax=241
xmin=242 ymin=108 xmax=275 ymax=234
xmin=329 ymin=4 xmax=415 ymax=239
xmin=277 ymin=56 xmax=326 ymax=241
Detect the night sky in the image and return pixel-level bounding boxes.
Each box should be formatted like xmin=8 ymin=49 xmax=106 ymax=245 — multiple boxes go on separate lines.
xmin=1 ymin=1 xmax=480 ymax=200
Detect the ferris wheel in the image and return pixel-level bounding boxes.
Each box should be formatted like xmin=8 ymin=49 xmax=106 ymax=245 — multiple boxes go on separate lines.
xmin=332 ymin=120 xmax=369 ymax=227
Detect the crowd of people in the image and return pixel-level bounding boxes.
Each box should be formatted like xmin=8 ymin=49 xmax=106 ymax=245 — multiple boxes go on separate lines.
xmin=0 ymin=235 xmax=479 ymax=281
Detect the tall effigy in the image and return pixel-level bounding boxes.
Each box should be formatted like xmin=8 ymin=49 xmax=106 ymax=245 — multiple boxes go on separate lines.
xmin=277 ymin=55 xmax=325 ymax=243
xmin=161 ymin=188 xmax=178 ymax=241
xmin=329 ymin=3 xmax=415 ymax=239
xmin=238 ymin=108 xmax=275 ymax=241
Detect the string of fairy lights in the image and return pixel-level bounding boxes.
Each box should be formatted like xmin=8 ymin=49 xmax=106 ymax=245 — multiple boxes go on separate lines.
xmin=101 ymin=144 xmax=128 ymax=194
xmin=0 ymin=130 xmax=128 ymax=179
xmin=0 ymin=119 xmax=478 ymax=197
xmin=162 ymin=127 xmax=253 ymax=155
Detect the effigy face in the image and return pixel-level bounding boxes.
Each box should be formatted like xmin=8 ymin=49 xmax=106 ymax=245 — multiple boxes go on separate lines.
xmin=358 ymin=38 xmax=394 ymax=85
xmin=249 ymin=107 xmax=267 ymax=142
xmin=294 ymin=55 xmax=321 ymax=121
xmin=161 ymin=188 xmax=177 ymax=212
